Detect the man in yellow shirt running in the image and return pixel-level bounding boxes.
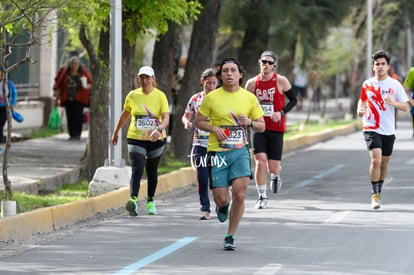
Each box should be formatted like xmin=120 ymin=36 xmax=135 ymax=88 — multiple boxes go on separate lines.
xmin=196 ymin=58 xmax=265 ymax=250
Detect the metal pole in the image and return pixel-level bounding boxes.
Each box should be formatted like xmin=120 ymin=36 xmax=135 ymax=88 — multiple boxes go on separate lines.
xmin=366 ymin=0 xmax=372 ymax=78
xmin=109 ymin=0 xmax=123 ymax=167
xmin=407 ymin=17 xmax=412 ymax=70
xmin=335 ymin=73 xmax=339 ymax=120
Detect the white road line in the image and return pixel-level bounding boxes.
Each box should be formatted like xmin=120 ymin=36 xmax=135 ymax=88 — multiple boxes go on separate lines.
xmin=284 ymin=164 xmax=345 ymax=193
xmin=406 ymin=158 xmax=414 ymax=165
xmin=253 ymin=263 xmax=283 ymax=275
xmin=324 ymin=210 xmax=351 ymax=223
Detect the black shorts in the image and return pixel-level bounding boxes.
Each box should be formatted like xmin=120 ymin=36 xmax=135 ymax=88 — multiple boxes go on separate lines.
xmin=363 ymin=131 xmax=395 ymax=156
xmin=253 ymin=130 xmax=283 ymax=160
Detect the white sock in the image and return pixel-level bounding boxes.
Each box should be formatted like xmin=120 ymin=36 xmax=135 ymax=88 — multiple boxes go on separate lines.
xmin=257 ymin=184 xmax=267 ymax=198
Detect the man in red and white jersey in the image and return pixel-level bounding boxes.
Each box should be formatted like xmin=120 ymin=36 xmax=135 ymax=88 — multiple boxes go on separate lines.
xmin=357 ymin=49 xmax=409 ymax=210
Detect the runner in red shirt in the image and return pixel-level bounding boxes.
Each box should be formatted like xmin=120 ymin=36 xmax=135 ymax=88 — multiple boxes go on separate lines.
xmin=245 ymin=51 xmax=297 ymax=209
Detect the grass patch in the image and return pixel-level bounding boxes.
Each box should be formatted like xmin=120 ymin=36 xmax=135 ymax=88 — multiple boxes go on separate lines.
xmin=1 ymin=180 xmax=89 ymax=214
xmin=284 ymin=119 xmax=358 ymax=139
xmin=158 ymin=155 xmax=191 ymax=175
xmin=26 ymin=127 xmax=62 ymax=139
xmin=1 ymin=156 xmax=190 ymax=214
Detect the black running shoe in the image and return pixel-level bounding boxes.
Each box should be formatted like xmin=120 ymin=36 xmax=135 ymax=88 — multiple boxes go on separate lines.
xmin=223 ymin=235 xmax=236 ymax=251
xmin=216 ymin=203 xmax=229 ymax=222
xmin=270 ymin=175 xmax=282 ymax=193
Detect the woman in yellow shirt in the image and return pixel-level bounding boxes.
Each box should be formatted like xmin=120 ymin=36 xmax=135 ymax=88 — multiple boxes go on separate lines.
xmin=112 ymin=66 xmax=169 ymax=216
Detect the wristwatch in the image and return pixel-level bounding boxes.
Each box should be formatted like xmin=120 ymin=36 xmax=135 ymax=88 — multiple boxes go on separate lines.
xmin=156 ymin=126 xmax=163 ymax=133
xmin=250 ymin=120 xmax=255 ymax=128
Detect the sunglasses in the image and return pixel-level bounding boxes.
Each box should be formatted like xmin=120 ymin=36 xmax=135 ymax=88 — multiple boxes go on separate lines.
xmin=261 ymin=60 xmax=275 ymax=65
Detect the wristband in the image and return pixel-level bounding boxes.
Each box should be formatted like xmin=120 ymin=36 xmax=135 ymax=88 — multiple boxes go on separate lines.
xmin=156 ymin=126 xmax=163 ymax=133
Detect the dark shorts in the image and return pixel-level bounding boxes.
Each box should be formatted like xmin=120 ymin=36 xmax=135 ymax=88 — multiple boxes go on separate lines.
xmin=363 ymin=131 xmax=395 ymax=156
xmin=252 ymin=130 xmax=283 ymax=160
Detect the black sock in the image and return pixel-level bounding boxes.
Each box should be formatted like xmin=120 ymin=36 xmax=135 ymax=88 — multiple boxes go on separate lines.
xmin=378 ymin=180 xmax=384 ymax=193
xmin=371 ymin=181 xmax=380 ymax=194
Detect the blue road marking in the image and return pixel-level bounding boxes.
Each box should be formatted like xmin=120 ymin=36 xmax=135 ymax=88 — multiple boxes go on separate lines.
xmin=293 ymin=164 xmax=345 ymax=189
xmin=114 ymin=237 xmax=198 ymax=275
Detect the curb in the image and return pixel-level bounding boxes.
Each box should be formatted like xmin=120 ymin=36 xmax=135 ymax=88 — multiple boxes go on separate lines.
xmin=283 ymin=123 xmax=359 ymax=154
xmin=0 ymin=167 xmax=196 ymax=243
xmin=0 ymin=124 xmax=357 ymax=243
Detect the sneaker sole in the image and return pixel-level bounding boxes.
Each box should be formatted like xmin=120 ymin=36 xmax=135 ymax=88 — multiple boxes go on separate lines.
xmin=224 ymin=245 xmax=236 ymax=251
xmin=126 ymin=201 xmax=138 ymax=216
xmin=147 ymin=208 xmax=158 ymax=215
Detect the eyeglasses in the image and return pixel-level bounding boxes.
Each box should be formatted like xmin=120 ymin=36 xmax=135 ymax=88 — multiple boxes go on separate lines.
xmin=261 ymin=60 xmax=275 ymax=65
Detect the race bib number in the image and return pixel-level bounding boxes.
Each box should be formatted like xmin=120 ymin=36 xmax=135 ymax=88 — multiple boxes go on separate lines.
xmin=219 ymin=126 xmax=245 ymax=149
xmin=260 ymin=102 xmax=274 ymax=117
xmin=135 ymin=115 xmax=157 ymax=130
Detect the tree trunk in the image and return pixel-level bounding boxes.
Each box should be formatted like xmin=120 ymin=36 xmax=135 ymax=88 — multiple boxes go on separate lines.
xmin=238 ymin=0 xmax=271 ymax=80
xmin=153 ymin=21 xmax=180 ymax=154
xmin=171 ymin=0 xmax=221 ymax=161
xmin=79 ymin=24 xmax=110 ymax=180
xmin=1 ymin=75 xmax=12 ymax=200
xmin=153 ymin=21 xmax=179 ymax=95
xmin=120 ymin=24 xmax=137 ymax=162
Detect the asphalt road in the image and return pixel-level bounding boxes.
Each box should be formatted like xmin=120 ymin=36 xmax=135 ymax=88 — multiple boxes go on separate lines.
xmin=1 ymin=121 xmax=414 ymax=275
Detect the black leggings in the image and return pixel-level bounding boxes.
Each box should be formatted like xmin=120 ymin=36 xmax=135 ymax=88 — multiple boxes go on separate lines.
xmin=65 ymin=100 xmax=84 ymax=138
xmin=0 ymin=106 xmax=6 ymax=142
xmin=128 ymin=139 xmax=165 ymax=200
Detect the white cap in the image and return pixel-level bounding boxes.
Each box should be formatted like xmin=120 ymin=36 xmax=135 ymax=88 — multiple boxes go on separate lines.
xmin=138 ymin=66 xmax=155 ymax=76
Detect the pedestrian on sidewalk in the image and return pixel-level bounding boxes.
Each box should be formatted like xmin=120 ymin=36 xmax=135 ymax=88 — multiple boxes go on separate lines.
xmin=0 ymin=66 xmax=18 ymax=144
xmin=245 ymin=50 xmax=297 ymax=209
xmin=292 ymin=65 xmax=308 ymax=111
xmin=403 ymin=66 xmax=414 ymax=137
xmin=196 ymin=58 xmax=265 ymax=250
xmin=112 ymin=66 xmax=169 ymax=216
xmin=357 ymin=50 xmax=409 ymax=210
xmin=54 ymin=51 xmax=92 ymax=140
xmin=182 ymin=68 xmax=218 ymax=220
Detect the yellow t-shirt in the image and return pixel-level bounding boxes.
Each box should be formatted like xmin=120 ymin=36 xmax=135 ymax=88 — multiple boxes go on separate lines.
xmin=124 ymin=88 xmax=169 ymax=141
xmin=198 ymin=87 xmax=264 ymax=151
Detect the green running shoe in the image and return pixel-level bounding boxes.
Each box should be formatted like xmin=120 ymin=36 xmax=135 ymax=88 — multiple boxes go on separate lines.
xmin=125 ymin=198 xmax=138 ymax=216
xmin=146 ymin=201 xmax=158 ymax=215
xmin=223 ymin=235 xmax=236 ymax=251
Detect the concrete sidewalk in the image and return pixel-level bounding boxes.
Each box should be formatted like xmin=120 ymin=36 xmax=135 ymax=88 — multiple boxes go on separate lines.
xmin=0 ymin=131 xmax=88 ymax=194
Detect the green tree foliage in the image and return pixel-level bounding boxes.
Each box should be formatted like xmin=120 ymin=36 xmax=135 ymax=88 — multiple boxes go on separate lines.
xmin=0 ymin=0 xmax=64 ymax=200
xmin=219 ymin=0 xmax=358 ymax=76
xmin=56 ymin=0 xmax=202 ymax=179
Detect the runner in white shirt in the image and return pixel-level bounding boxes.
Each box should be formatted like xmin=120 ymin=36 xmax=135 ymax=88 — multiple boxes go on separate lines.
xmin=357 ymin=50 xmax=409 ymax=210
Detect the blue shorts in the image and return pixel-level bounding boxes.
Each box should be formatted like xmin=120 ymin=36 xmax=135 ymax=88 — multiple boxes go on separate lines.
xmin=208 ymin=146 xmax=252 ymax=188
